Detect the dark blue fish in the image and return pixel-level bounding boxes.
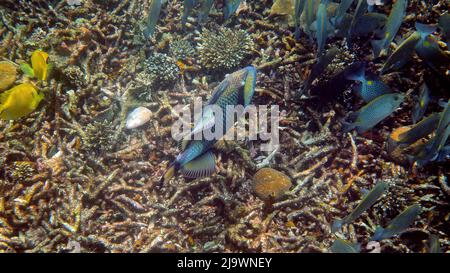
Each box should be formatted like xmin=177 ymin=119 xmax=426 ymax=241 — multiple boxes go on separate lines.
xmin=412 ymin=83 xmax=430 ymax=124
xmin=343 ymin=93 xmax=404 ymax=134
xmin=398 ymin=113 xmax=440 ymax=146
xmin=332 ymin=182 xmax=388 ymax=232
xmin=294 ymin=0 xmax=307 ymax=40
xmin=415 ymin=34 xmax=450 ymax=75
xmin=302 ymin=47 xmax=339 ymax=94
xmin=305 ymin=0 xmax=316 ymax=40
xmin=143 ymin=0 xmax=163 ymax=39
xmin=371 ymin=0 xmax=408 ymax=57
xmin=347 ymin=0 xmax=368 ymax=45
xmin=223 ymin=0 xmax=241 ymax=20
xmin=371 ymin=204 xmax=422 ymax=241
xmin=331 ymin=0 xmax=354 ymax=28
xmin=352 ymin=13 xmax=387 ymax=37
xmin=331 ymin=238 xmax=361 ymax=253
xmin=346 ymin=63 xmax=391 ymax=103
xmin=161 ymin=66 xmax=257 ymax=183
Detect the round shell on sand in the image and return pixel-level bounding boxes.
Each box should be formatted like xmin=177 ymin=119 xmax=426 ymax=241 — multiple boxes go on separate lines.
xmin=252 ymin=168 xmax=292 ymax=201
xmin=125 ymin=107 xmax=152 ymax=129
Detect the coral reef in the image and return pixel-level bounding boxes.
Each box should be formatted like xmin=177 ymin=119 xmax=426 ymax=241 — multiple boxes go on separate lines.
xmin=169 ymin=39 xmax=196 ymax=61
xmin=144 ymin=53 xmax=180 ymax=88
xmin=197 ymin=27 xmax=254 ymax=70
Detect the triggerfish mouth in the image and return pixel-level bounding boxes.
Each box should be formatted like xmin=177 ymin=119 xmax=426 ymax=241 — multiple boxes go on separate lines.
xmin=161 ymin=66 xmax=257 ymax=183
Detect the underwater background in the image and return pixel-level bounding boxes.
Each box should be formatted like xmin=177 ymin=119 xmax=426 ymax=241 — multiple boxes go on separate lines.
xmin=0 ymin=0 xmax=449 ymax=253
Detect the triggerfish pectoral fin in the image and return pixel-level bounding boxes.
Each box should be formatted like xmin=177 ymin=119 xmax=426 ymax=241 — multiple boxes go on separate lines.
xmin=243 ymin=66 xmax=257 ymax=106
xmin=181 ymin=151 xmax=216 ymax=178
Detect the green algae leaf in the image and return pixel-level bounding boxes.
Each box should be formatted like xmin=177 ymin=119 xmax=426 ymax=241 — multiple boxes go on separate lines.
xmin=20 ymin=63 xmax=35 ymax=78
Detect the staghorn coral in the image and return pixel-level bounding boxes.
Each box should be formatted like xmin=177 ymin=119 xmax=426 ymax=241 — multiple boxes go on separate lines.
xmin=169 ymin=38 xmax=196 ymax=61
xmin=197 ymin=27 xmax=254 ymax=70
xmin=144 ymin=53 xmax=179 ymax=88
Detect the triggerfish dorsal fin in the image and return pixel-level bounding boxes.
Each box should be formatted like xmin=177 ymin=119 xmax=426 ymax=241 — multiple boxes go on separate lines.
xmin=415 ymin=22 xmax=436 ymax=40
xmin=181 ymin=151 xmax=216 ymax=178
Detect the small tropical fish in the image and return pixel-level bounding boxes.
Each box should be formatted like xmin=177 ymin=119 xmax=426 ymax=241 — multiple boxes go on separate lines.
xmin=428 ymin=234 xmax=441 ymax=253
xmin=0 ymin=83 xmax=44 ymax=120
xmin=346 ymin=62 xmax=392 ymax=103
xmin=371 ymin=0 xmax=408 ymax=57
xmin=302 ymin=47 xmax=339 ymax=95
xmin=397 ymin=113 xmax=440 ymax=146
xmin=31 ymin=50 xmax=49 ymax=81
xmin=126 ymin=107 xmax=152 ymax=129
xmin=331 ymin=182 xmax=388 ymax=233
xmin=412 ymin=83 xmax=430 ymax=124
xmin=438 ymin=13 xmax=450 ymax=43
xmin=352 ymin=12 xmax=387 ymax=37
xmin=371 ymin=204 xmax=422 ymax=241
xmin=182 ymin=0 xmax=196 ymax=30
xmin=331 ymin=0 xmax=354 ymax=28
xmin=161 ymin=66 xmax=257 ymax=183
xmin=382 ymin=23 xmax=436 ymax=74
xmin=314 ymin=0 xmax=329 ymax=56
xmin=223 ymin=0 xmax=241 ymax=20
xmin=415 ymin=34 xmax=450 ymax=75
xmin=143 ymin=0 xmax=162 ymax=39
xmin=342 ymin=93 xmax=404 ymax=134
xmin=198 ymin=0 xmax=215 ymax=25
xmin=294 ymin=0 xmax=306 ymax=40
xmin=347 ymin=0 xmax=368 ymax=44
xmin=331 ymin=238 xmax=361 ymax=253
xmin=414 ymin=100 xmax=450 ymax=166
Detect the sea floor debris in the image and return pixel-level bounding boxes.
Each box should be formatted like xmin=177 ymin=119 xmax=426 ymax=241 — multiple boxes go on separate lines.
xmin=0 ymin=0 xmax=449 ymax=253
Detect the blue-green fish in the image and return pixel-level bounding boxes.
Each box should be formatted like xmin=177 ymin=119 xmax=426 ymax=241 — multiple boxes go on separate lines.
xmin=331 ymin=238 xmax=361 ymax=253
xmin=294 ymin=0 xmax=307 ymax=40
xmin=331 ymin=182 xmax=388 ymax=233
xmin=412 ymin=83 xmax=430 ymax=124
xmin=428 ymin=234 xmax=441 ymax=253
xmin=161 ymin=66 xmax=257 ymax=183
xmin=182 ymin=0 xmax=196 ymax=30
xmin=143 ymin=0 xmax=163 ymax=39
xmin=414 ymin=100 xmax=450 ymax=166
xmin=415 ymin=34 xmax=450 ymax=75
xmin=382 ymin=23 xmax=436 ymax=74
xmin=343 ymin=93 xmax=404 ymax=134
xmin=347 ymin=0 xmax=368 ymax=44
xmin=371 ymin=0 xmax=408 ymax=57
xmin=346 ymin=62 xmax=392 ymax=102
xmin=352 ymin=12 xmax=387 ymax=37
xmin=331 ymin=0 xmax=354 ymax=28
xmin=198 ymin=0 xmax=215 ymax=25
xmin=438 ymin=13 xmax=450 ymax=43
xmin=371 ymin=204 xmax=422 ymax=241
xmin=223 ymin=0 xmax=241 ymax=20
xmin=315 ymin=0 xmax=329 ymax=56
xmin=398 ymin=113 xmax=440 ymax=146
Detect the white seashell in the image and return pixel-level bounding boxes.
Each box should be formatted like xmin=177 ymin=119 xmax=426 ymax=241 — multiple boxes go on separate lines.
xmin=126 ymin=107 xmax=152 ymax=129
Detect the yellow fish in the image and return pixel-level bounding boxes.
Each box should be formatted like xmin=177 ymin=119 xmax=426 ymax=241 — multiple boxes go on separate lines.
xmin=0 ymin=83 xmax=44 ymax=120
xmin=31 ymin=50 xmax=49 ymax=81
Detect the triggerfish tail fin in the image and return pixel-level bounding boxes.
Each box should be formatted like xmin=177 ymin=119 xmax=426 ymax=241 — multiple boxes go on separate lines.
xmin=181 ymin=151 xmax=216 ymax=178
xmin=415 ymin=22 xmax=436 ymax=39
xmin=346 ymin=62 xmax=366 ymax=82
